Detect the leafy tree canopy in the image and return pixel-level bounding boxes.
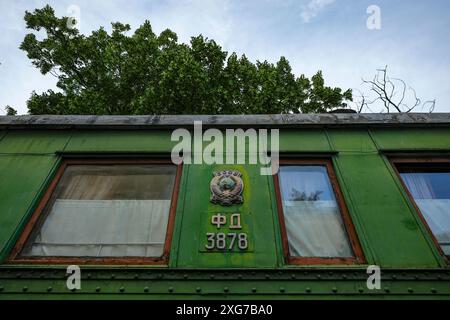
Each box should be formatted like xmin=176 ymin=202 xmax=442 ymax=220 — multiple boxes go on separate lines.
xmin=21 ymin=5 xmax=352 ymax=115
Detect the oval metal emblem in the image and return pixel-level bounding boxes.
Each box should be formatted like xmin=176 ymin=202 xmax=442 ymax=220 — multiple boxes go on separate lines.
xmin=210 ymin=170 xmax=244 ymax=206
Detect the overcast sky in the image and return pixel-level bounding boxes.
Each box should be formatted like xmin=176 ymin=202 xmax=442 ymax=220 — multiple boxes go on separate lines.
xmin=1 ymin=0 xmax=450 ymax=115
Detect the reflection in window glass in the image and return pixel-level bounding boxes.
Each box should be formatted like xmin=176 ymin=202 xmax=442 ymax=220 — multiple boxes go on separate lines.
xmin=22 ymin=164 xmax=177 ymax=258
xmin=399 ymin=167 xmax=450 ymax=256
xmin=278 ymin=166 xmax=353 ymax=258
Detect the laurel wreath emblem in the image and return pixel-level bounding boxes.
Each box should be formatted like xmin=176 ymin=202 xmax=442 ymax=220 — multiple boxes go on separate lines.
xmin=210 ymin=170 xmax=244 ymax=206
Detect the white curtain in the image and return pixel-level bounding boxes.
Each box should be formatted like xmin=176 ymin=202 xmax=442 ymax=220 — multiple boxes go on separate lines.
xmin=279 ymin=166 xmax=353 ymax=258
xmin=402 ymin=173 xmax=450 ymax=255
xmin=22 ymin=164 xmax=176 ymax=258
xmin=24 ymin=199 xmax=171 ymax=257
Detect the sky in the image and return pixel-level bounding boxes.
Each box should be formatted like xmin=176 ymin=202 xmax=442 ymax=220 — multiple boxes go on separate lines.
xmin=1 ymin=0 xmax=450 ymax=115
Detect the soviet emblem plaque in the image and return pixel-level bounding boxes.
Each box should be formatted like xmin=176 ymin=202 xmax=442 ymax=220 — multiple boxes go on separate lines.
xmin=210 ymin=170 xmax=244 ymax=206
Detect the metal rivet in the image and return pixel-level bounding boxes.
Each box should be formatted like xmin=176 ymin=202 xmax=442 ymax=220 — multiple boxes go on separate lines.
xmin=316 ymin=275 xmax=322 ymax=279
xmin=408 ymin=288 xmax=413 ymax=293
xmin=358 ymin=287 xmax=364 ymax=293
xmin=280 ymin=287 xmax=285 ymax=293
xmin=251 ymin=287 xmax=257 ymax=293
xmin=144 ymin=287 xmax=149 ymax=293
xmin=342 ymin=275 xmax=347 ymax=279
xmin=168 ymin=287 xmax=174 ymax=293
xmin=265 ymin=274 xmax=270 ymax=279
xmin=210 ymin=275 xmax=215 ymax=280
xmin=95 ymin=287 xmax=101 ymax=292
xmin=119 ymin=287 xmax=125 ymax=293
xmin=332 ymin=287 xmax=338 ymax=293
xmin=87 ymin=273 xmax=91 ymax=279
xmin=291 ymin=274 xmax=296 ymax=279
xmin=305 ymin=287 xmax=311 ymax=293
xmin=22 ymin=286 xmax=28 ymax=292
xmin=196 ymin=287 xmax=201 ymax=293
xmin=111 ymin=274 xmax=115 ymax=279
xmin=183 ymin=274 xmax=188 ymax=279
xmin=237 ymin=274 xmax=242 ymax=279
xmin=384 ymin=287 xmax=390 ymax=293
xmin=224 ymin=287 xmax=229 ymax=293
xmin=134 ymin=274 xmax=139 ymax=279
xmin=391 ymin=275 xmax=397 ymax=280
xmin=47 ymin=287 xmax=52 ymax=292
xmin=431 ymin=288 xmax=437 ymax=294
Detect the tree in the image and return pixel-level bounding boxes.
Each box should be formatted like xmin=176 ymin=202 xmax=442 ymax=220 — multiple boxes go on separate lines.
xmin=4 ymin=105 xmax=17 ymax=116
xmin=20 ymin=5 xmax=352 ymax=115
xmin=353 ymin=66 xmax=435 ymax=113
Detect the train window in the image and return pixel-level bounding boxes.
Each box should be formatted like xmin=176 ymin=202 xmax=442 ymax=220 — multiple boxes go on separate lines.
xmin=274 ymin=159 xmax=364 ymax=264
xmin=393 ymin=159 xmax=450 ymax=259
xmin=9 ymin=159 xmax=181 ymax=264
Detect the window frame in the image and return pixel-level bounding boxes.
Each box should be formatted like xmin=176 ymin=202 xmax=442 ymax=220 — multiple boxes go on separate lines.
xmin=390 ymin=156 xmax=450 ymax=262
xmin=8 ymin=157 xmax=183 ymax=265
xmin=273 ymin=158 xmax=365 ymax=265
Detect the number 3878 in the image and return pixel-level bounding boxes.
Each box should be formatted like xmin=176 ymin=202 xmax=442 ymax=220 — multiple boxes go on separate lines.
xmin=205 ymin=232 xmax=248 ymax=250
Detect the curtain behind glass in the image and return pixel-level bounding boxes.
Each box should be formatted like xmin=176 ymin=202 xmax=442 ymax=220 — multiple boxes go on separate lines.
xmin=401 ymin=171 xmax=450 ymax=255
xmin=22 ymin=164 xmax=177 ymax=258
xmin=279 ymin=166 xmax=353 ymax=258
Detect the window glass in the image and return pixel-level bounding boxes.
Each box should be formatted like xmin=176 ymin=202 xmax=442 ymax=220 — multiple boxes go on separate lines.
xmin=399 ymin=165 xmax=450 ymax=256
xmin=21 ymin=164 xmax=177 ymax=258
xmin=278 ymin=165 xmax=353 ymax=258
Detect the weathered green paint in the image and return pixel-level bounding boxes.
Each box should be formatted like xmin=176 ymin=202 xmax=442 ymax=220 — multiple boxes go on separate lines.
xmin=65 ymin=130 xmax=178 ymax=152
xmin=0 ymin=155 xmax=59 ymax=261
xmin=176 ymin=164 xmax=279 ymax=268
xmin=279 ymin=129 xmax=331 ymax=152
xmin=0 ymin=126 xmax=449 ymax=299
xmin=0 ymin=130 xmax=71 ymax=154
xmin=1 ymin=269 xmax=449 ymax=299
xmin=370 ymin=128 xmax=450 ymax=150
xmin=327 ymin=129 xmax=441 ymax=267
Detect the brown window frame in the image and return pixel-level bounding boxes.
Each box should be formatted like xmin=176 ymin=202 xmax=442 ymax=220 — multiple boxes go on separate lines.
xmin=273 ymin=158 xmax=365 ymax=265
xmin=8 ymin=157 xmax=182 ymax=265
xmin=390 ymin=157 xmax=450 ymax=262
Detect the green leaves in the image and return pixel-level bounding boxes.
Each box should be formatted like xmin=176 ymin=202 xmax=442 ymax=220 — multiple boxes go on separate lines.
xmin=21 ymin=5 xmax=352 ymax=115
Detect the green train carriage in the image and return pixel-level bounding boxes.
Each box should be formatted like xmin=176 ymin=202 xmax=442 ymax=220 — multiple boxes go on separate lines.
xmin=0 ymin=113 xmax=449 ymax=299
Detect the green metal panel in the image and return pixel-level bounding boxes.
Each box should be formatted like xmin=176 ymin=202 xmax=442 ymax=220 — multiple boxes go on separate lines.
xmin=1 ymin=269 xmax=449 ymax=299
xmin=0 ymin=155 xmax=59 ymax=261
xmin=175 ymin=164 xmax=279 ymax=268
xmin=370 ymin=128 xmax=450 ymax=150
xmin=0 ymin=127 xmax=449 ymax=299
xmin=328 ymin=129 xmax=441 ymax=267
xmin=333 ymin=154 xmax=440 ymax=267
xmin=279 ymin=129 xmax=331 ymax=152
xmin=65 ymin=130 xmax=178 ymax=152
xmin=0 ymin=131 xmax=71 ymax=154
xmin=328 ymin=129 xmax=378 ymax=153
